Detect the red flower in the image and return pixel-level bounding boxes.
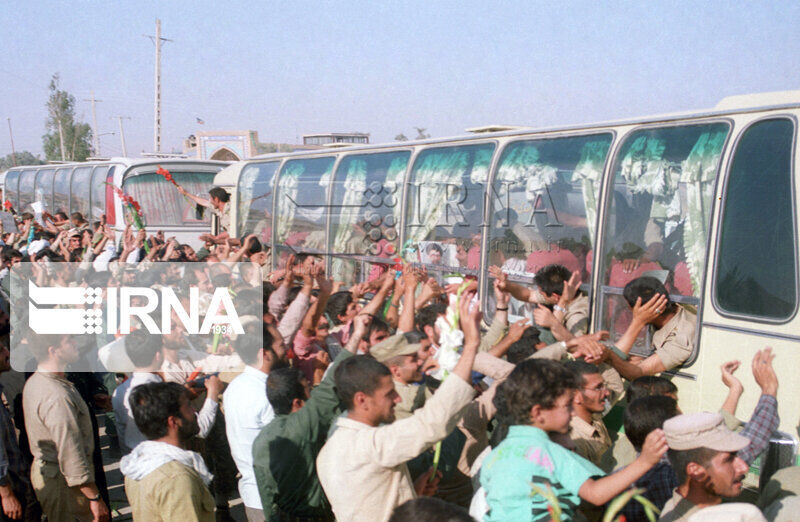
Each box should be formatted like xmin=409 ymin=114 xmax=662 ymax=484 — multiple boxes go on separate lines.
xmin=3 ymin=201 xmax=11 ymax=211
xmin=157 ymin=166 xmax=179 ymax=187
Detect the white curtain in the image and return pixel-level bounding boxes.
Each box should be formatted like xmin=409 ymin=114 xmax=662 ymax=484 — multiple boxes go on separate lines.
xmin=276 ymin=163 xmax=303 ymax=243
xmin=405 ymin=151 xmax=468 ymax=245
xmin=237 ymin=166 xmax=259 ymax=236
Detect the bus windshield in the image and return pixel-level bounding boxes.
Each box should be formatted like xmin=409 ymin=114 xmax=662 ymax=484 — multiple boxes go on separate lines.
xmin=124 ymin=171 xmax=216 ymax=227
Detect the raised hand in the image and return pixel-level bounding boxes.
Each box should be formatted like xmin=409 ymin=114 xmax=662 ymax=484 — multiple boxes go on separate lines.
xmin=494 ymin=278 xmax=510 ymax=309
xmin=533 ymin=304 xmax=557 ymax=329
xmin=632 ymin=294 xmax=668 ymax=325
xmin=506 ymin=318 xmax=531 ymax=343
xmin=720 ymin=360 xmax=743 ymax=393
xmin=752 ymin=347 xmax=778 ymax=397
xmin=561 ymin=270 xmax=581 ymax=304
xmin=639 ymin=428 xmax=668 ymax=466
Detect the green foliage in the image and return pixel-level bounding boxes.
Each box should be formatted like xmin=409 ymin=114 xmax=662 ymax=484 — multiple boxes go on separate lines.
xmin=42 ymin=73 xmax=93 ymax=161
xmin=0 ymin=151 xmax=44 ymax=170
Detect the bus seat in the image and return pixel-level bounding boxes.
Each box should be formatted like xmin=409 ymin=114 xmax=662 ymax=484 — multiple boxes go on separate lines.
xmin=526 ymin=245 xmax=581 ymax=275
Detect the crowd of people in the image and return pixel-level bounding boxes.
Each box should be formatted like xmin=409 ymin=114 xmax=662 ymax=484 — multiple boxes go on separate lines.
xmin=0 ymin=186 xmax=794 ymax=522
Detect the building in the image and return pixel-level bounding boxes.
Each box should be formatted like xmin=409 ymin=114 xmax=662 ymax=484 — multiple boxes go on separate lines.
xmin=183 ymin=131 xmax=259 ymax=160
xmin=302 ymin=132 xmax=370 ymax=146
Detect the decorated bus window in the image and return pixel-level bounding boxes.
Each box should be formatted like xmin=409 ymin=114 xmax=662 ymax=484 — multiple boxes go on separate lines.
xmin=484 ymin=134 xmax=612 ymax=322
xmin=4 ymin=170 xmax=20 ymax=209
xmin=237 ymin=161 xmax=279 ymax=241
xmin=53 ymin=168 xmax=71 ymax=215
xmin=598 ymin=122 xmax=729 ymax=352
xmin=329 ymin=151 xmax=410 ymax=285
xmin=274 ymin=156 xmax=335 ymax=263
xmin=90 ymin=166 xmax=109 ymax=221
xmin=70 ymin=166 xmax=93 ymax=217
xmin=34 ymin=168 xmax=55 ymax=213
xmin=17 ymin=169 xmax=37 ymax=213
xmin=404 ymin=143 xmax=495 ymax=274
xmin=124 ymin=172 xmax=216 ymax=226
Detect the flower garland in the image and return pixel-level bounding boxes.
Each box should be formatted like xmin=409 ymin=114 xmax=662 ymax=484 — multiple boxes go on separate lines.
xmin=106 ymin=183 xmax=144 ymax=229
xmin=428 ymin=280 xmax=472 ymax=480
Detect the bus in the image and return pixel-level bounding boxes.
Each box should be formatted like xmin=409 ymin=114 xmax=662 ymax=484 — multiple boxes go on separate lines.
xmin=214 ymin=91 xmax=800 ymax=449
xmin=2 ymin=158 xmax=228 ymax=247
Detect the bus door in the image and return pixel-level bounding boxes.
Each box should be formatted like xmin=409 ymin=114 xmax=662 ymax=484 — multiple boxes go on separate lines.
xmin=236 ymin=161 xmax=279 ymax=259
xmin=698 ymin=117 xmax=800 ymax=474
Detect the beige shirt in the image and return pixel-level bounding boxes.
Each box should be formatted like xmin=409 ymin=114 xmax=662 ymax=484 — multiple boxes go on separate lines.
xmin=393 ymin=381 xmax=431 ymax=420
xmin=565 ymin=294 xmax=590 ymax=335
xmin=211 ymin=203 xmax=231 ymax=233
xmin=124 ymin=460 xmax=215 ymax=522
xmin=569 ymin=414 xmax=612 ymax=466
xmin=22 ymin=372 xmax=94 ymax=487
xmin=599 ymin=432 xmax=637 ymax=473
xmin=659 ymin=490 xmax=701 ymax=522
xmin=317 ymin=375 xmax=475 ymax=522
xmin=161 ymin=349 xmax=244 ymax=384
xmin=652 ymin=306 xmax=697 ymax=370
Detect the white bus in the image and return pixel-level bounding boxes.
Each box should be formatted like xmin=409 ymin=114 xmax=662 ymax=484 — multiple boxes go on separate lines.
xmin=215 ymin=91 xmax=800 ymax=455
xmin=2 ymin=158 xmax=228 ymax=247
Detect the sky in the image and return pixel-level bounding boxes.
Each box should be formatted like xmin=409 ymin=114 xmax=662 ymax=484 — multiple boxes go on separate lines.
xmin=1 ymin=1 xmax=798 ymax=158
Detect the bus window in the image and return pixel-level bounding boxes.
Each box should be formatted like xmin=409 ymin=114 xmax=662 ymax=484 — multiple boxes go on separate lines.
xmin=53 ymin=168 xmax=71 ymax=215
xmin=715 ymin=118 xmax=796 ymax=320
xmin=329 ymin=151 xmax=410 ymax=285
xmin=124 ymin=172 xmax=215 ymax=226
xmin=70 ymin=166 xmax=93 ymax=218
xmin=237 ymin=161 xmax=279 ymax=241
xmin=18 ymin=170 xmax=38 ymax=213
xmin=274 ymin=156 xmax=335 ymax=263
xmin=90 ymin=166 xmax=109 ymax=221
xmin=404 ymin=143 xmax=495 ymax=276
xmin=4 ymin=170 xmax=20 ymax=208
xmin=486 ymin=134 xmax=612 ymax=319
xmin=34 ymin=169 xmax=55 ymax=212
xmin=598 ymin=122 xmax=729 ymax=352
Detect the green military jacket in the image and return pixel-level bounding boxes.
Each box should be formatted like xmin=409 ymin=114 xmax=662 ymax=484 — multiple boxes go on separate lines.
xmin=252 ymin=350 xmax=353 ymax=519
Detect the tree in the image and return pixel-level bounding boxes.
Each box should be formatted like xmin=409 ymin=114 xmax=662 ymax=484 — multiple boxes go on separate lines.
xmin=42 ymin=73 xmax=93 ymax=161
xmin=414 ymin=127 xmax=430 ymax=140
xmin=394 ymin=133 xmax=409 ymax=141
xmin=0 ymin=151 xmax=44 ymax=170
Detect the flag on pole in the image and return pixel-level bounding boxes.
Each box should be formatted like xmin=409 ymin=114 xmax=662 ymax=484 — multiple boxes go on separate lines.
xmin=196 ymin=117 xmax=205 ymax=124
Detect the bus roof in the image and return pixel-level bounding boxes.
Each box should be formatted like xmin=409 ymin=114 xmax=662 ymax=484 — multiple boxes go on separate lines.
xmin=213 ymin=90 xmax=800 ymax=188
xmin=1 ymin=157 xmax=230 ymax=176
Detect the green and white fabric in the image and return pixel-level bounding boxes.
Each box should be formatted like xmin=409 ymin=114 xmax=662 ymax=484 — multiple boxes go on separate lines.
xmin=572 ymin=140 xmax=610 ymax=246
xmin=680 ymin=130 xmax=726 ymax=294
xmin=276 ymin=163 xmax=303 ymax=243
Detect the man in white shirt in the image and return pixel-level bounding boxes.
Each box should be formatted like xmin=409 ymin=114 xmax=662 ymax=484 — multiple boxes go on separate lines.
xmin=112 ymin=329 xmax=223 ymax=453
xmin=223 ymin=324 xmax=284 ymax=522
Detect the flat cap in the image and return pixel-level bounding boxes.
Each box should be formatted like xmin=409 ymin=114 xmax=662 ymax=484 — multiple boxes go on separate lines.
xmin=663 ymin=412 xmax=750 ymax=452
xmin=370 ymin=333 xmax=420 ymax=363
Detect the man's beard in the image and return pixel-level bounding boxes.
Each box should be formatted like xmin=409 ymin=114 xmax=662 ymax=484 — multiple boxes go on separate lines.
xmin=177 ymin=415 xmax=200 ymax=445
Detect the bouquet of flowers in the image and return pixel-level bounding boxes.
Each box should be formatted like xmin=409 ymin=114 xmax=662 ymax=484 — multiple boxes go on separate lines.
xmin=106 ymin=183 xmax=145 ymax=231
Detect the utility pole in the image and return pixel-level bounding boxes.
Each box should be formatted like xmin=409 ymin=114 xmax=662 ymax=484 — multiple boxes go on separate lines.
xmin=113 ymin=116 xmax=131 ymax=157
xmin=58 ymin=120 xmax=66 ymax=161
xmin=83 ymin=91 xmax=103 ymax=155
xmin=6 ymin=119 xmax=16 ymax=166
xmin=144 ymin=19 xmax=172 ymax=153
